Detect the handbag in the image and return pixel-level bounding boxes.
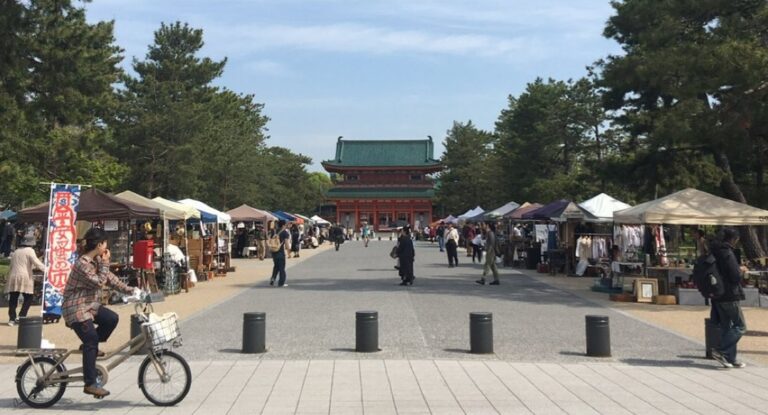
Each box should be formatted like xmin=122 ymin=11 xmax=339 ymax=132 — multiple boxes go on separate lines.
xmin=390 ymin=246 xmax=399 ymax=259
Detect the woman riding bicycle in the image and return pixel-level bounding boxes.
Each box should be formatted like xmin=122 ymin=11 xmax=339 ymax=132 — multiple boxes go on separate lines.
xmin=62 ymin=227 xmax=136 ymax=398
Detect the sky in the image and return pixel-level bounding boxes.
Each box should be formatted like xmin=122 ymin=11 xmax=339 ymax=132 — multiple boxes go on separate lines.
xmin=85 ymin=0 xmax=622 ymax=172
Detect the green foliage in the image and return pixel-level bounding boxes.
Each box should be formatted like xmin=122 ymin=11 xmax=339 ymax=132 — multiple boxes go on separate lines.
xmin=599 ymin=0 xmax=768 ymax=204
xmin=115 ymin=22 xmax=226 ymax=198
xmin=0 ymin=0 xmax=126 ymax=207
xmin=0 ymin=8 xmax=330 ymax=214
xmin=493 ymin=78 xmax=610 ymax=203
xmin=436 ymin=121 xmax=501 ymax=213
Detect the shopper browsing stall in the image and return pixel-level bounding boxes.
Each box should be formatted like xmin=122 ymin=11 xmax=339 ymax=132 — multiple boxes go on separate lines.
xmin=5 ymin=235 xmax=44 ymax=325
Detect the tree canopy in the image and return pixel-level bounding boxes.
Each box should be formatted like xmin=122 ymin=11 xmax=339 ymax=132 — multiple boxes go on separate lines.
xmin=0 ymin=3 xmax=327 ymax=214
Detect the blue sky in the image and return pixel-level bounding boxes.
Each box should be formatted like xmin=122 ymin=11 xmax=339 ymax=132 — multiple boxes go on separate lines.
xmin=86 ymin=0 xmax=621 ymax=172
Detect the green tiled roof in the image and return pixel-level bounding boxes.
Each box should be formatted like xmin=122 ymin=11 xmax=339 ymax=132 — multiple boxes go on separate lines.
xmin=327 ymin=187 xmax=435 ymax=199
xmin=322 ymin=138 xmax=441 ymax=167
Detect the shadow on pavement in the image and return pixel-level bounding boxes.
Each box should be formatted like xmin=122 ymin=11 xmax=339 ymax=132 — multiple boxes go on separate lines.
xmin=443 ymin=348 xmax=472 ymax=354
xmin=620 ymin=358 xmax=713 ymax=369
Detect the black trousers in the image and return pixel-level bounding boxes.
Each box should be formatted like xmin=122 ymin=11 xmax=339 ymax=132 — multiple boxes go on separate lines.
xmin=71 ymin=307 xmax=119 ymax=386
xmin=8 ymin=292 xmax=33 ymax=321
xmin=446 ymin=240 xmax=458 ymax=266
xmin=399 ymin=258 xmax=414 ymax=283
xmin=472 ymin=244 xmax=483 ymax=262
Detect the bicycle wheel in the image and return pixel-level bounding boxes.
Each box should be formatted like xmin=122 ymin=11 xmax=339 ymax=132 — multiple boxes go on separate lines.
xmin=138 ymin=349 xmax=191 ymax=406
xmin=15 ymin=356 xmax=67 ymax=408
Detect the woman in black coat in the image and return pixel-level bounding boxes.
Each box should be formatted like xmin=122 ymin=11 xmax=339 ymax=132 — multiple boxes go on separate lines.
xmin=397 ymin=226 xmax=415 ymax=286
xmin=290 ymin=224 xmax=301 ymax=258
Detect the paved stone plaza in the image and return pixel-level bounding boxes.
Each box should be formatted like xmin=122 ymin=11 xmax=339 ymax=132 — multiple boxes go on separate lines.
xmin=2 ymin=240 xmax=768 ymax=414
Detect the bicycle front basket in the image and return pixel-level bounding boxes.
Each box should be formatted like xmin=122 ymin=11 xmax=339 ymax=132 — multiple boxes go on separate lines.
xmin=142 ymin=312 xmax=181 ymax=347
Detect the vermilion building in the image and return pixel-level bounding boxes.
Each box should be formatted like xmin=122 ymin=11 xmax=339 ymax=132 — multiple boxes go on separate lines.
xmin=322 ymin=138 xmax=442 ymax=231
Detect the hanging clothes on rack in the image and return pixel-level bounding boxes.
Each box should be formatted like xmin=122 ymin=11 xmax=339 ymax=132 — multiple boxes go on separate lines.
xmin=614 ymin=225 xmax=644 ymax=261
xmin=653 ymin=225 xmax=668 ymax=266
xmin=575 ymin=235 xmax=612 ymax=260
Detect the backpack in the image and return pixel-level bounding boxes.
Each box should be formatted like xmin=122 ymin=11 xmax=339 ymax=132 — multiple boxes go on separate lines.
xmin=267 ymin=232 xmax=283 ymax=253
xmin=692 ymin=253 xmax=725 ymax=300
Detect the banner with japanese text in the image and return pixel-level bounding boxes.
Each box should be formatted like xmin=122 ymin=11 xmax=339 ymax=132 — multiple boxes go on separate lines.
xmin=43 ymin=184 xmax=81 ymax=318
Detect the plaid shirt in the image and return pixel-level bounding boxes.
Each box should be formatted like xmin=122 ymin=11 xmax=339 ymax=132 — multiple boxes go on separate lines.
xmin=62 ymin=256 xmax=131 ymax=326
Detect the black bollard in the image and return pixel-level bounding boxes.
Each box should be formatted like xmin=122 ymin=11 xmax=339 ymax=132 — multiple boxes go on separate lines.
xmin=242 ymin=312 xmax=266 ymax=353
xmin=704 ymin=318 xmax=721 ymax=359
xmin=356 ymin=311 xmax=379 ymax=352
xmin=585 ymin=315 xmax=611 ymax=357
xmin=17 ymin=316 xmax=43 ymax=349
xmin=470 ymin=312 xmax=493 ymax=354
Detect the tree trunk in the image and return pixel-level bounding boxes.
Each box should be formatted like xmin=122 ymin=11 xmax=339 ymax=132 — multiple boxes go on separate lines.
xmin=713 ymin=150 xmax=766 ymax=259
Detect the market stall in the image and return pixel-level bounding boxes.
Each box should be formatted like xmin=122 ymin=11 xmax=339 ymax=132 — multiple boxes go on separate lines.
xmin=179 ymin=198 xmax=232 ymax=278
xmin=116 ymin=191 xmax=192 ymax=294
xmin=18 ymin=188 xmax=161 ymax=299
xmin=152 ymin=197 xmax=203 ymax=280
xmin=522 ymin=200 xmax=598 ymax=274
xmin=503 ymin=203 xmax=543 ymax=268
xmin=612 ymin=188 xmax=768 ymax=305
xmin=227 ymin=204 xmax=276 ymax=258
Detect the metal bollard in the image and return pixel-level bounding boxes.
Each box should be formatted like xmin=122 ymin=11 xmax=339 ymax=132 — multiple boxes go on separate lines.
xmin=704 ymin=318 xmax=721 ymax=359
xmin=585 ymin=315 xmax=611 ymax=357
xmin=17 ymin=316 xmax=43 ymax=349
xmin=470 ymin=312 xmax=493 ymax=354
xmin=356 ymin=311 xmax=379 ymax=352
xmin=242 ymin=312 xmax=266 ymax=353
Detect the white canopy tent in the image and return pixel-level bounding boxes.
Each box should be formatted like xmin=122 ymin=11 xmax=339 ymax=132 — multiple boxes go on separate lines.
xmin=579 ymin=193 xmax=632 ymax=222
xmin=458 ymin=206 xmax=484 ymax=220
xmin=482 ymin=201 xmax=520 ymax=220
xmin=152 ymin=197 xmax=201 ymax=220
xmin=613 ymin=188 xmax=768 ymax=225
xmin=117 ymin=191 xmax=188 ymax=221
xmin=311 ymin=215 xmax=331 ymax=225
xmin=178 ymin=199 xmax=231 ymax=226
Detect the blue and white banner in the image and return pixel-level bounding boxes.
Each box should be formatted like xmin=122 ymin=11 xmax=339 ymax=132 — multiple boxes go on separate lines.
xmin=42 ymin=184 xmax=81 ymax=318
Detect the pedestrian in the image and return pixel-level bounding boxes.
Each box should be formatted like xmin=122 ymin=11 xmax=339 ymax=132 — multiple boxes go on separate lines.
xmin=331 ymin=223 xmax=344 ymax=251
xmin=436 ymin=222 xmax=446 ymax=252
xmin=709 ymin=228 xmax=748 ymax=368
xmin=464 ymin=224 xmax=475 ymax=258
xmin=5 ymin=235 xmax=45 ymax=326
xmin=424 ymin=225 xmax=431 ymax=242
xmin=476 ymin=222 xmax=500 ymax=285
xmin=0 ymin=219 xmax=14 ymax=257
xmin=471 ymin=230 xmax=484 ymax=263
xmin=270 ymin=220 xmax=291 ymax=287
xmin=290 ymin=223 xmax=301 ymax=258
xmin=362 ymin=221 xmax=371 ymax=247
xmin=235 ymin=224 xmax=247 ymax=258
xmin=445 ymin=223 xmax=460 ymax=267
xmin=62 ymin=227 xmax=137 ymax=398
xmin=255 ymin=225 xmax=267 ymax=260
xmin=397 ymin=226 xmax=415 ymax=286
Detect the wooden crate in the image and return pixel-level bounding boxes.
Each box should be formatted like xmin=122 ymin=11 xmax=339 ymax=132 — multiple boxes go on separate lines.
xmin=653 ymin=295 xmax=676 ymax=305
xmin=610 ymin=293 xmax=634 ymax=302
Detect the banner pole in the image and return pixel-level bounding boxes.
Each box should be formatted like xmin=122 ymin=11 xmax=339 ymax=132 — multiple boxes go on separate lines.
xmin=39 ymin=183 xmax=56 ymax=315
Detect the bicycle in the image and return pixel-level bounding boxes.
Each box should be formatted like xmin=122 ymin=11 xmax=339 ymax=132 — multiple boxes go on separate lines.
xmin=14 ymin=293 xmax=192 ymax=408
